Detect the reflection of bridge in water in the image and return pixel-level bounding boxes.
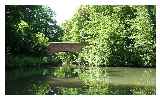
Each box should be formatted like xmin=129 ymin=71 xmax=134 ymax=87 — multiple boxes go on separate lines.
xmin=48 ymin=42 xmax=81 ymax=53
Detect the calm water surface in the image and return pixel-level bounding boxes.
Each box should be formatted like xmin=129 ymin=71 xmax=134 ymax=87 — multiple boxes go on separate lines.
xmin=5 ymin=66 xmax=156 ymax=95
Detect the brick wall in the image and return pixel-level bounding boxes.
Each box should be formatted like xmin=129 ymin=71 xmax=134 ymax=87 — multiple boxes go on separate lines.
xmin=48 ymin=42 xmax=81 ymax=53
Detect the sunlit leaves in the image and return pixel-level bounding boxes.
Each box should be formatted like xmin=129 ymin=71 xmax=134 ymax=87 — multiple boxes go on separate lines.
xmin=33 ymin=32 xmax=49 ymax=45
xmin=16 ymin=20 xmax=29 ymax=32
xmin=61 ymin=5 xmax=156 ymax=67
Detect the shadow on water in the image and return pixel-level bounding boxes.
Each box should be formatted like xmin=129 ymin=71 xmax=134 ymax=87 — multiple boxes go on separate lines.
xmin=5 ymin=65 xmax=156 ymax=95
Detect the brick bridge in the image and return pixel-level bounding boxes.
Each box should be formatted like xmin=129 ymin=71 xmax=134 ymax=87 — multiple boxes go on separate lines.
xmin=48 ymin=42 xmax=81 ymax=53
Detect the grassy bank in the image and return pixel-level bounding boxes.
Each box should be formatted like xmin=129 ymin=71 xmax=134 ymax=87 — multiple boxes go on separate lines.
xmin=6 ymin=55 xmax=62 ymax=69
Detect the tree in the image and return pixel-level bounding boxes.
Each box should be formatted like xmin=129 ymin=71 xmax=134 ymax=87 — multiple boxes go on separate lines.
xmin=6 ymin=5 xmax=63 ymax=55
xmin=61 ymin=5 xmax=156 ymax=67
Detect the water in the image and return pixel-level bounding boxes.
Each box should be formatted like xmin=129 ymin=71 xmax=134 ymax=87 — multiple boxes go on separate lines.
xmin=5 ymin=66 xmax=156 ymax=95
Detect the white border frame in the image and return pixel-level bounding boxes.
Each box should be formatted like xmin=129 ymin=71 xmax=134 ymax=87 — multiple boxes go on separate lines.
xmin=0 ymin=0 xmax=159 ymax=98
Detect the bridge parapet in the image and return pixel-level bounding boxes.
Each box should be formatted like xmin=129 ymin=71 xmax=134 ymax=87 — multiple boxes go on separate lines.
xmin=48 ymin=42 xmax=81 ymax=53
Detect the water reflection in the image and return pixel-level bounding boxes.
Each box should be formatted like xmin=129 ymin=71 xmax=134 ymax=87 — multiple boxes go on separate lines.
xmin=5 ymin=66 xmax=156 ymax=95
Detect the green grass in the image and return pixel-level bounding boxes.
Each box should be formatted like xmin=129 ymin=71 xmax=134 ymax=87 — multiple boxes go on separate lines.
xmin=6 ymin=54 xmax=62 ymax=69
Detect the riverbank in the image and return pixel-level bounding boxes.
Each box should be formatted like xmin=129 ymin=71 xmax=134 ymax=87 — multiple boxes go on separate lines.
xmin=6 ymin=55 xmax=156 ymax=69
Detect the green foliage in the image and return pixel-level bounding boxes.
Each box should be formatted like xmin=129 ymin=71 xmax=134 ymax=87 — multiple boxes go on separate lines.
xmin=79 ymin=66 xmax=109 ymax=95
xmin=57 ymin=52 xmax=79 ymax=65
xmin=6 ymin=5 xmax=63 ymax=55
xmin=53 ymin=65 xmax=79 ymax=78
xmin=32 ymin=82 xmax=50 ymax=95
xmin=60 ymin=88 xmax=79 ymax=95
xmin=53 ymin=66 xmax=109 ymax=95
xmin=131 ymin=87 xmax=155 ymax=95
xmin=62 ymin=5 xmax=156 ymax=67
xmin=7 ymin=55 xmax=44 ymax=68
xmin=32 ymin=32 xmax=49 ymax=46
xmin=32 ymin=32 xmax=49 ymax=54
xmin=79 ymin=66 xmax=108 ymax=82
xmin=16 ymin=20 xmax=29 ymax=32
xmin=6 ymin=55 xmax=61 ymax=68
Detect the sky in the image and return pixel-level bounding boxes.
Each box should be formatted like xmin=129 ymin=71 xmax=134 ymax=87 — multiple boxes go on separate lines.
xmin=5 ymin=0 xmax=156 ymax=25
xmin=48 ymin=0 xmax=81 ymax=25
xmin=47 ymin=0 xmax=155 ymax=25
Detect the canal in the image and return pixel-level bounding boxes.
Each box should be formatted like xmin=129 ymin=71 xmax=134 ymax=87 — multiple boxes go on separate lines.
xmin=5 ymin=66 xmax=156 ymax=95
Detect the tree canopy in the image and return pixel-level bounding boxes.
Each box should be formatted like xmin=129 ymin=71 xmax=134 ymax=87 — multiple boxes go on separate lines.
xmin=6 ymin=5 xmax=63 ymax=55
xmin=6 ymin=5 xmax=156 ymax=67
xmin=62 ymin=5 xmax=156 ymax=67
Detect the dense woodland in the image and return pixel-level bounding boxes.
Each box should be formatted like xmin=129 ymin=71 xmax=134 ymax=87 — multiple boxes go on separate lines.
xmin=6 ymin=5 xmax=156 ymax=68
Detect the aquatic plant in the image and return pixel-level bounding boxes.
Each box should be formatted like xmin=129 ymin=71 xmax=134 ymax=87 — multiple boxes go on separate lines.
xmin=52 ymin=66 xmax=110 ymax=95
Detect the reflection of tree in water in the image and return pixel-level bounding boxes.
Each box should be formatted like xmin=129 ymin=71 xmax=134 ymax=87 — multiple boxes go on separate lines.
xmin=130 ymin=68 xmax=155 ymax=95
xmin=18 ymin=66 xmax=155 ymax=95
xmin=79 ymin=66 xmax=109 ymax=95
xmin=131 ymin=87 xmax=155 ymax=95
xmin=48 ymin=66 xmax=110 ymax=95
xmin=138 ymin=69 xmax=154 ymax=86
